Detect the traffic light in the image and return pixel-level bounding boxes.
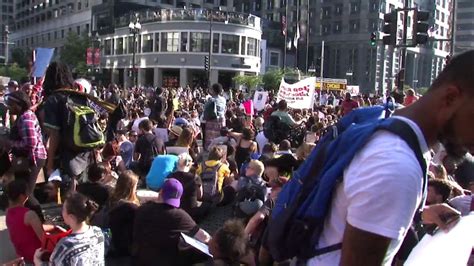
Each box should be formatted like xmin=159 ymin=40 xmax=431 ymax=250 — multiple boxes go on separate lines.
xmin=204 ymin=55 xmax=210 ymax=71
xmin=413 ymin=10 xmax=430 ymax=45
xmin=370 ymin=32 xmax=377 ymax=46
xmin=383 ymin=11 xmax=398 ymax=46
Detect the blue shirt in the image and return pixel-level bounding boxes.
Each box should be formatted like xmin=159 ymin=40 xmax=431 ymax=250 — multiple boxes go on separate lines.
xmin=146 ymin=155 xmax=179 ymax=191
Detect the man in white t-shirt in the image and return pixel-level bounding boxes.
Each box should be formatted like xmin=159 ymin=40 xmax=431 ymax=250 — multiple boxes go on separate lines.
xmin=308 ymin=50 xmax=474 ymax=265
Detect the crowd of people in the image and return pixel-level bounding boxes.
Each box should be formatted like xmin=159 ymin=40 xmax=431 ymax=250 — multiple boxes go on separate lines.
xmin=0 ymin=50 xmax=473 ymax=266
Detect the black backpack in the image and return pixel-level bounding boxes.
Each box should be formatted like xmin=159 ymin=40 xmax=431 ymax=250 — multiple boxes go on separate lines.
xmin=201 ymin=162 xmax=223 ymax=203
xmin=233 ymin=179 xmax=267 ymax=219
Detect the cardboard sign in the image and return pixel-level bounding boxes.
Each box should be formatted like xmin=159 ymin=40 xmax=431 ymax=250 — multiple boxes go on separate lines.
xmin=277 ymin=77 xmax=316 ymax=109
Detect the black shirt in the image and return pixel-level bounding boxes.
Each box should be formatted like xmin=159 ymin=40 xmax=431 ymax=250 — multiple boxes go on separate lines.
xmin=133 ymin=202 xmax=200 ymax=266
xmin=134 ymin=132 xmax=165 ymax=169
xmin=77 ymin=182 xmax=110 ymax=208
xmin=167 ymin=171 xmax=202 ymax=213
xmin=108 ymin=201 xmax=138 ymax=256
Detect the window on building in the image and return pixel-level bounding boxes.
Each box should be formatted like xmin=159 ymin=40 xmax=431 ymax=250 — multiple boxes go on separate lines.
xmin=78 ymin=1 xmax=82 ymax=10
xmin=61 ymin=29 xmax=64 ymax=38
xmin=104 ymin=39 xmax=112 ymax=55
xmin=161 ymin=32 xmax=179 ymax=52
xmin=349 ymin=20 xmax=360 ymax=33
xmin=370 ymin=1 xmax=378 ymax=12
xmin=247 ymin=37 xmax=257 ymax=56
xmin=76 ymin=25 xmax=81 ymax=35
xmin=333 ymin=21 xmax=341 ymax=33
xmin=322 ymin=6 xmax=331 ymax=19
xmin=190 ymin=32 xmax=210 ymax=52
xmin=116 ymin=37 xmax=124 ymax=54
xmin=222 ymin=34 xmax=239 ymax=54
xmin=322 ymin=24 xmax=331 ymax=35
xmin=368 ymin=19 xmax=379 ymax=31
xmin=350 ymin=2 xmax=360 ymax=14
xmin=269 ymin=51 xmax=279 ymax=66
xmin=155 ymin=33 xmax=160 ymax=52
xmin=334 ymin=4 xmax=343 ymax=16
xmin=213 ymin=33 xmax=220 ymax=53
xmin=241 ymin=36 xmax=246 ymax=55
xmin=181 ymin=32 xmax=188 ymax=52
xmin=142 ymin=33 xmax=153 ymax=53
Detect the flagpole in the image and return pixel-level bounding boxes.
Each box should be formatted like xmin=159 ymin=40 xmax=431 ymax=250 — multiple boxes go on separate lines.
xmin=305 ymin=0 xmax=310 ymax=72
xmin=283 ymin=0 xmax=288 ymax=69
xmin=295 ymin=0 xmax=299 ymax=69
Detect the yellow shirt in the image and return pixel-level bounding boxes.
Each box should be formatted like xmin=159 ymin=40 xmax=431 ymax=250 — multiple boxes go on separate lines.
xmin=196 ymin=160 xmax=231 ymax=193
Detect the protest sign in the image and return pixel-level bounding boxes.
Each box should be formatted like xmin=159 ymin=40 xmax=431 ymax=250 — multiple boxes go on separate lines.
xmin=277 ymin=77 xmax=316 ymax=109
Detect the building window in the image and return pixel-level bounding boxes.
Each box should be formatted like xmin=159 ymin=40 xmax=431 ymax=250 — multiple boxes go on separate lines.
xmin=116 ymin=37 xmax=124 ymax=55
xmin=334 ymin=4 xmax=343 ymax=16
xmin=155 ymin=33 xmax=160 ymax=52
xmin=241 ymin=36 xmax=246 ymax=55
xmin=213 ymin=33 xmax=220 ymax=53
xmin=322 ymin=6 xmax=331 ymax=19
xmin=349 ymin=20 xmax=360 ymax=33
xmin=76 ymin=25 xmax=81 ymax=35
xmin=181 ymin=32 xmax=188 ymax=52
xmin=104 ymin=39 xmax=112 ymax=55
xmin=322 ymin=24 xmax=331 ymax=35
xmin=247 ymin=37 xmax=257 ymax=56
xmin=350 ymin=2 xmax=360 ymax=14
xmin=222 ymin=34 xmax=239 ymax=54
xmin=269 ymin=51 xmax=279 ymax=66
xmin=190 ymin=32 xmax=210 ymax=52
xmin=368 ymin=19 xmax=379 ymax=31
xmin=61 ymin=29 xmax=64 ymax=38
xmin=161 ymin=32 xmax=179 ymax=52
xmin=370 ymin=1 xmax=378 ymax=12
xmin=142 ymin=33 xmax=153 ymax=53
xmin=333 ymin=21 xmax=342 ymax=33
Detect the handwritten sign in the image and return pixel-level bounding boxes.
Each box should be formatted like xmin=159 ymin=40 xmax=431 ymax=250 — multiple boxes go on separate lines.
xmin=277 ymin=77 xmax=316 ymax=109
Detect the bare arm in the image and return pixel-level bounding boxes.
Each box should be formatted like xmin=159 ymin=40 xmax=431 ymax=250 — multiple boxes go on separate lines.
xmin=245 ymin=211 xmax=266 ymax=236
xmin=24 ymin=211 xmax=45 ymax=242
xmin=340 ymin=222 xmax=391 ymax=266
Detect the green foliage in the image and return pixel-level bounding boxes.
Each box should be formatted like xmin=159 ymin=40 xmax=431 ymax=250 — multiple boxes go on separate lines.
xmin=233 ymin=74 xmax=263 ymax=91
xmin=0 ymin=63 xmax=28 ymax=82
xmin=11 ymin=48 xmax=30 ymax=68
xmin=262 ymin=69 xmax=284 ymax=92
xmin=416 ymin=87 xmax=429 ymax=95
xmin=60 ymin=32 xmax=91 ymax=76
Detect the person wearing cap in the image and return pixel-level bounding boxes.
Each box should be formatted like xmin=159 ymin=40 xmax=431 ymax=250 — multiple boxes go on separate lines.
xmin=133 ymin=178 xmax=211 ymax=266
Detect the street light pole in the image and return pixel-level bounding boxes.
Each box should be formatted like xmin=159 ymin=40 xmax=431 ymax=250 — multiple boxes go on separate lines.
xmin=129 ymin=16 xmax=141 ymax=89
xmin=208 ymin=12 xmax=213 ymax=87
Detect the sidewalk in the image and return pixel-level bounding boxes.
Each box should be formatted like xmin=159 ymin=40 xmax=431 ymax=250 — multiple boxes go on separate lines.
xmin=0 ymin=211 xmax=17 ymax=264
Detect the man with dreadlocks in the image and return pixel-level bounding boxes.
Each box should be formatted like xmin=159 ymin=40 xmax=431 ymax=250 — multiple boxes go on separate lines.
xmin=41 ymin=62 xmax=94 ymax=192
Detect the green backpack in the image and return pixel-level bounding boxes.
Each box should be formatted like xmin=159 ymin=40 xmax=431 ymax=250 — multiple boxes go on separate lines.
xmin=60 ymin=92 xmax=105 ymax=151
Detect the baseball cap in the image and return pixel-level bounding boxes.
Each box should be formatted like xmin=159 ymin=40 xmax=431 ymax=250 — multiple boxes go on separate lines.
xmin=161 ymin=178 xmax=183 ymax=208
xmin=8 ymin=80 xmax=18 ymax=87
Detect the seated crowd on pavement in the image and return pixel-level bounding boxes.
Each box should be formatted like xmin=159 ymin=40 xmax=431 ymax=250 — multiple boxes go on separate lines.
xmin=0 ymin=50 xmax=474 ymax=266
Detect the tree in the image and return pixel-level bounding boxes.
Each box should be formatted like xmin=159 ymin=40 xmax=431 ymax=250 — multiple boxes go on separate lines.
xmin=233 ymin=75 xmax=263 ymax=91
xmin=60 ymin=32 xmax=91 ymax=76
xmin=262 ymin=69 xmax=284 ymax=92
xmin=0 ymin=63 xmax=28 ymax=82
xmin=11 ymin=47 xmax=31 ymax=68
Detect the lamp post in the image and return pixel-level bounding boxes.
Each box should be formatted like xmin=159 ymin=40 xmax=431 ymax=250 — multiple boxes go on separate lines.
xmin=208 ymin=12 xmax=213 ymax=87
xmin=129 ymin=17 xmax=141 ymax=88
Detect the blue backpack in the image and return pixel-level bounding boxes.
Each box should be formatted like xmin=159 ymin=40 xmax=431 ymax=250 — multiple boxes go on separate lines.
xmin=264 ymin=106 xmax=428 ymax=261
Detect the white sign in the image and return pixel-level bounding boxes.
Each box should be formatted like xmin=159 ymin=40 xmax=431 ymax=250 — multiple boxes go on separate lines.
xmin=253 ymin=91 xmax=269 ymax=111
xmin=277 ymin=77 xmax=316 ymax=109
xmin=347 ymin=85 xmax=360 ymax=95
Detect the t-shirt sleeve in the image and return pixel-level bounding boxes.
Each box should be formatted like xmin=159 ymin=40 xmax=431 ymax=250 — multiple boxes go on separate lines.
xmin=344 ymin=131 xmax=424 ymax=241
xmin=178 ymin=209 xmax=199 ymax=236
xmin=43 ymin=95 xmax=62 ymax=130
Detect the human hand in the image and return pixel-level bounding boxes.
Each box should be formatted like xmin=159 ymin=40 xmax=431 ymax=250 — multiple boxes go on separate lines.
xmin=33 ymin=248 xmax=45 ymax=265
xmin=422 ymin=203 xmax=461 ymax=232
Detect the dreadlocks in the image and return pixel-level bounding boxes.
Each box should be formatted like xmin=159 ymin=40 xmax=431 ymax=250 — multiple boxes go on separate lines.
xmin=42 ymin=62 xmax=75 ymax=96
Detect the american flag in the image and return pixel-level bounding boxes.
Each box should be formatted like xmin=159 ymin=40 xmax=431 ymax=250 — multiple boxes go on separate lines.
xmin=281 ymin=15 xmax=287 ymax=36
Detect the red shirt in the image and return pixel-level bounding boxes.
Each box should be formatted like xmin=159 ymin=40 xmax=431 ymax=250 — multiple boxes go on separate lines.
xmin=341 ymin=100 xmax=359 ymax=116
xmin=404 ymin=95 xmax=418 ymax=106
xmin=6 ymin=206 xmax=42 ymax=262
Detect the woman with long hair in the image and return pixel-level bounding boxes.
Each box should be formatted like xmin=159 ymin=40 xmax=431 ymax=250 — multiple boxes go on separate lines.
xmin=175 ymin=127 xmax=199 ymax=161
xmin=0 ymin=90 xmax=47 ymax=221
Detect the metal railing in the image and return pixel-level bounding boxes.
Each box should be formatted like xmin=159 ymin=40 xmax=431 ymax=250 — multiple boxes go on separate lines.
xmin=115 ymin=8 xmax=260 ymax=29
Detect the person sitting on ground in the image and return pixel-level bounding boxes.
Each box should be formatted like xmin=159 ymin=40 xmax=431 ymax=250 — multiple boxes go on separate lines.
xmin=234 ymin=160 xmax=267 ymax=220
xmin=77 ymin=162 xmax=110 ymax=209
xmin=270 ymin=100 xmax=300 ymax=128
xmin=167 ymin=153 xmax=204 ymax=221
xmin=258 ymin=142 xmax=278 ymax=163
xmin=426 ymin=178 xmax=453 ymax=205
xmin=146 ymin=154 xmax=180 ymax=191
xmin=33 ymin=192 xmax=105 ymax=266
xmin=101 ymin=140 xmax=126 ymax=175
xmin=133 ymin=178 xmax=211 ymax=266
xmin=230 ymin=128 xmax=258 ymax=171
xmin=6 ymin=180 xmax=50 ymax=264
xmin=208 ymin=220 xmax=256 ymax=266
xmin=165 ymin=125 xmax=183 ymax=147
xmin=209 ymin=127 xmax=237 ymax=150
xmin=275 ymin=139 xmax=293 ymax=156
xmin=196 ymin=146 xmax=232 ymax=207
xmin=108 ymin=170 xmax=140 ymax=257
